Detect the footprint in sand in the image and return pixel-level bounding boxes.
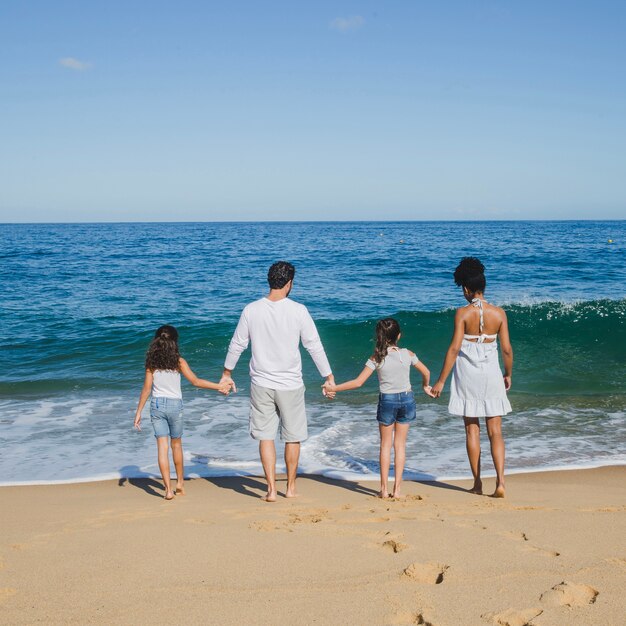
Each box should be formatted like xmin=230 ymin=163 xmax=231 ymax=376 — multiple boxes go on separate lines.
xmin=403 ymin=494 xmax=424 ymax=502
xmin=481 ymin=607 xmax=543 ymax=626
xmin=382 ymin=539 xmax=408 ymax=553
xmin=288 ymin=509 xmax=328 ymax=524
xmin=402 ymin=562 xmax=448 ymax=584
xmin=249 ymin=520 xmax=292 ymax=532
xmin=540 ymin=581 xmax=598 ymax=607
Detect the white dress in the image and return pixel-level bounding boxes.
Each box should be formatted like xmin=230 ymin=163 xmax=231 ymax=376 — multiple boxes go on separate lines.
xmin=448 ymin=299 xmax=512 ymax=418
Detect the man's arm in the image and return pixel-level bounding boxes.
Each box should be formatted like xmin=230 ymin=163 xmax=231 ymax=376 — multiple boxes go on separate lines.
xmin=222 ymin=309 xmax=250 ymax=389
xmin=300 ymin=306 xmax=333 ymax=381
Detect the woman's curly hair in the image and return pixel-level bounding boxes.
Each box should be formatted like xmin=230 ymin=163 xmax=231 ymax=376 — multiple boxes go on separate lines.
xmin=145 ymin=325 xmax=181 ymax=371
xmin=372 ymin=318 xmax=401 ymax=364
xmin=453 ymin=257 xmax=486 ymax=294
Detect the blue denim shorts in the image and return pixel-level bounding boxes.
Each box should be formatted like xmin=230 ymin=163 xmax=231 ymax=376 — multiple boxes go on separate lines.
xmin=150 ymin=397 xmax=184 ymax=439
xmin=376 ymin=391 xmax=416 ymax=426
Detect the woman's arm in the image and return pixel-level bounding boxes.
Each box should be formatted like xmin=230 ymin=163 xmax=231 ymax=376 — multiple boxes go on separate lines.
xmin=179 ymin=358 xmax=234 ymax=394
xmin=134 ymin=369 xmax=153 ymax=430
xmin=498 ymin=311 xmax=513 ymax=390
xmin=324 ymin=365 xmax=375 ymax=394
xmin=432 ymin=308 xmax=466 ymax=398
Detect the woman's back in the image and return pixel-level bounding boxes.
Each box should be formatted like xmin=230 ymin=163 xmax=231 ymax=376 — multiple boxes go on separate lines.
xmin=460 ymin=300 xmax=505 ymax=342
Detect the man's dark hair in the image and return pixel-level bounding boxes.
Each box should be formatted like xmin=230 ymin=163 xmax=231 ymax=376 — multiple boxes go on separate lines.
xmin=268 ymin=261 xmax=295 ymax=289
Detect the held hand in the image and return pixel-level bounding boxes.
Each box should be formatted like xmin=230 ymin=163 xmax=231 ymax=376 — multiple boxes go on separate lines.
xmin=431 ymin=381 xmax=444 ymax=398
xmin=503 ymin=375 xmax=512 ymax=391
xmin=322 ymin=380 xmax=336 ymax=399
xmin=220 ymin=374 xmax=237 ymax=394
xmin=422 ymin=385 xmax=436 ymax=398
xmin=133 ymin=415 xmax=142 ymax=431
xmin=217 ymin=379 xmax=235 ymax=395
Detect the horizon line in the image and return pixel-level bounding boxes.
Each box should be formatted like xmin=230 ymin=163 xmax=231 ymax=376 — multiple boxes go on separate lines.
xmin=1 ymin=218 xmax=624 ymax=226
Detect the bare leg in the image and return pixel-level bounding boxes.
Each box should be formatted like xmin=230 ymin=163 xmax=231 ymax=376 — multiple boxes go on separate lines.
xmin=486 ymin=416 xmax=505 ymax=497
xmin=171 ymin=437 xmax=185 ymax=495
xmin=463 ymin=417 xmax=482 ymax=494
xmin=259 ymin=440 xmax=277 ymax=502
xmin=391 ymin=423 xmax=410 ymax=498
xmin=378 ymin=423 xmax=393 ymax=498
xmin=156 ymin=437 xmax=174 ymax=500
xmin=284 ymin=442 xmax=300 ymax=498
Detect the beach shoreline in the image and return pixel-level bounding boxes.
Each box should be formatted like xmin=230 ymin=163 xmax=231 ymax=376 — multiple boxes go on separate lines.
xmin=1 ymin=466 xmax=624 ymax=625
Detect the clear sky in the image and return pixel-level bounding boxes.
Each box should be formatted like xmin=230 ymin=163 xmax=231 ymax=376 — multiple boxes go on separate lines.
xmin=1 ymin=1 xmax=625 ymax=222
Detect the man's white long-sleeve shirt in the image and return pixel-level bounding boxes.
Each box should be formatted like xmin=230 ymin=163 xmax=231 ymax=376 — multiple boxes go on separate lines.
xmin=224 ymin=297 xmax=332 ymax=390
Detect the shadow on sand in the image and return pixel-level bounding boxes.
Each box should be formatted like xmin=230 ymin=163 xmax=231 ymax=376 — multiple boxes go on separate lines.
xmin=117 ymin=466 xmax=471 ymax=500
xmin=204 ymin=473 xmax=380 ymax=499
xmin=117 ymin=465 xmax=164 ymax=498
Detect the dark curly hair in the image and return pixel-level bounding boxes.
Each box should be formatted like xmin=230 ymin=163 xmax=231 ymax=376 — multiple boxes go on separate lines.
xmin=453 ymin=257 xmax=486 ymax=294
xmin=372 ymin=318 xmax=401 ymax=364
xmin=145 ymin=325 xmax=181 ymax=371
xmin=268 ymin=261 xmax=295 ymax=289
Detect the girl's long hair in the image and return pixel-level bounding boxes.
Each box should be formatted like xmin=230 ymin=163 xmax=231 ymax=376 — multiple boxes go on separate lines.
xmin=372 ymin=318 xmax=401 ymax=364
xmin=145 ymin=325 xmax=181 ymax=371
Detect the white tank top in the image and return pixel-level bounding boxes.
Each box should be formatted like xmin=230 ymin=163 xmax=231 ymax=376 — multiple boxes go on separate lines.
xmin=152 ymin=369 xmax=182 ymax=399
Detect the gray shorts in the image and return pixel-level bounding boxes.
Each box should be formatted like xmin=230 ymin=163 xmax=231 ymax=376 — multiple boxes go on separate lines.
xmin=249 ymin=384 xmax=307 ymax=442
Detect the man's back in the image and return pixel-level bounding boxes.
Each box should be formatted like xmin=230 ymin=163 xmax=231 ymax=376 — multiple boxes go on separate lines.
xmin=225 ymin=297 xmax=331 ymax=390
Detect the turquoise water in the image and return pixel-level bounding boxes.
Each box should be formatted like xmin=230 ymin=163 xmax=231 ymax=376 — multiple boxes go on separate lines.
xmin=1 ymin=221 xmax=624 ymax=483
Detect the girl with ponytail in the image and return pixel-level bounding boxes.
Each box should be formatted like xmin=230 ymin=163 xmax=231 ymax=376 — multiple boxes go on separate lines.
xmin=134 ymin=325 xmax=234 ymax=500
xmin=323 ymin=318 xmax=434 ymax=499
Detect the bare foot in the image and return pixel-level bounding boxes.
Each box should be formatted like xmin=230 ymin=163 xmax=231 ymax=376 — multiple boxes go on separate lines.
xmin=491 ymin=484 xmax=505 ymax=498
xmin=391 ymin=492 xmax=403 ymax=500
xmin=469 ymin=480 xmax=483 ymax=495
xmin=285 ymin=489 xmax=299 ymax=498
xmin=175 ymin=484 xmax=185 ymax=495
xmin=164 ymin=491 xmax=175 ymax=500
xmin=261 ymin=492 xmax=277 ymax=502
xmin=378 ymin=490 xmax=389 ymax=499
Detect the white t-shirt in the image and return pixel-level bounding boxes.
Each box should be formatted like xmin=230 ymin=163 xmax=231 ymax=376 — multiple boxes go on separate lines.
xmin=366 ymin=347 xmax=419 ymax=394
xmin=224 ymin=297 xmax=332 ymax=390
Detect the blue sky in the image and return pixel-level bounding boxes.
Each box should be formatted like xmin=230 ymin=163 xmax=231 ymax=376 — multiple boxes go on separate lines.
xmin=1 ymin=1 xmax=625 ymax=221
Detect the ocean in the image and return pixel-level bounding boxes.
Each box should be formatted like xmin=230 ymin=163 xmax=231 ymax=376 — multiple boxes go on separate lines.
xmin=1 ymin=221 xmax=624 ymax=485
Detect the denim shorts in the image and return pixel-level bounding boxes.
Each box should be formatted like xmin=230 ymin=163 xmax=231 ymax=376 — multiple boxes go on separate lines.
xmin=376 ymin=391 xmax=416 ymax=426
xmin=150 ymin=397 xmax=184 ymax=439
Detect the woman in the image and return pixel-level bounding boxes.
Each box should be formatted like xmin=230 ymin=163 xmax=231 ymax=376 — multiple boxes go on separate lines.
xmin=432 ymin=258 xmax=512 ymax=497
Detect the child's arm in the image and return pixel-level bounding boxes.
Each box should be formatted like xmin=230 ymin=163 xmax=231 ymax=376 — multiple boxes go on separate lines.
xmin=179 ymin=358 xmax=234 ymax=394
xmin=134 ymin=369 xmax=153 ymax=430
xmin=432 ymin=308 xmax=466 ymax=398
xmin=324 ymin=365 xmax=375 ymax=394
xmin=409 ymin=351 xmax=435 ymax=397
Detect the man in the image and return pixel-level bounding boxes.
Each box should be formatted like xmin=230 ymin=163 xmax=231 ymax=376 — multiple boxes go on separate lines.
xmin=222 ymin=261 xmax=334 ymax=501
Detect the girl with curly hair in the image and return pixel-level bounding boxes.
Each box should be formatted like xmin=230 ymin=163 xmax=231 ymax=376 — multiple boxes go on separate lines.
xmin=134 ymin=325 xmax=233 ymax=500
xmin=323 ymin=318 xmax=434 ymax=499
xmin=431 ymin=258 xmax=513 ymax=498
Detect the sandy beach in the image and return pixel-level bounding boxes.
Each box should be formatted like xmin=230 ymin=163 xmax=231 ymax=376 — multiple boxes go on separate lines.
xmin=1 ymin=466 xmax=624 ymax=625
